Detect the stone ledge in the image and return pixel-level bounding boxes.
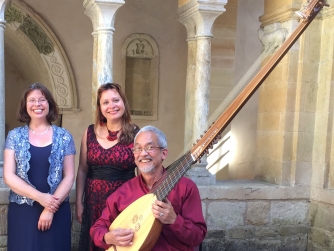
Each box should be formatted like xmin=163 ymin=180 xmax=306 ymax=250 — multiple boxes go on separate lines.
xmin=0 ymin=180 xmax=310 ymax=204
xmin=199 ymin=180 xmax=310 ymax=200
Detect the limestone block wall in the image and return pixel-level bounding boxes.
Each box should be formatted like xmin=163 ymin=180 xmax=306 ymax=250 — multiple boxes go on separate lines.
xmin=0 ymin=182 xmax=311 ymax=251
xmin=307 ymin=3 xmax=334 ymax=250
xmin=200 ymin=181 xmax=309 ymax=251
xmin=255 ymin=17 xmax=321 ymax=187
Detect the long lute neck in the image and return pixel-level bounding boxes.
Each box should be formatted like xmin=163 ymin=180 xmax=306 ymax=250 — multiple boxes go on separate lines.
xmin=152 ymin=0 xmax=327 ymax=201
xmin=152 ymin=152 xmax=194 ymax=201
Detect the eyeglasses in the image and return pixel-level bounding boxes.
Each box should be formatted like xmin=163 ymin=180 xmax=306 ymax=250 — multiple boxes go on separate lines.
xmin=26 ymin=98 xmax=48 ymax=104
xmin=132 ymin=146 xmax=164 ymax=154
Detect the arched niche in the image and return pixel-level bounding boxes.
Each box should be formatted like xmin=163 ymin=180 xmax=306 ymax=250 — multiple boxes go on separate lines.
xmin=121 ymin=33 xmax=159 ymax=121
xmin=4 ymin=1 xmax=78 ymax=115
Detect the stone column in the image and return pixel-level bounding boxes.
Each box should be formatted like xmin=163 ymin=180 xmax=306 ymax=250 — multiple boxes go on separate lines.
xmin=178 ymin=0 xmax=227 ymax=185
xmin=91 ymin=31 xmax=98 ymax=122
xmin=0 ymin=0 xmax=10 ymax=175
xmin=83 ymin=0 xmax=125 ymax=121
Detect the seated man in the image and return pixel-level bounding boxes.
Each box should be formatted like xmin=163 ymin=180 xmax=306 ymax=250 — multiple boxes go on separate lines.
xmin=90 ymin=126 xmax=207 ymax=250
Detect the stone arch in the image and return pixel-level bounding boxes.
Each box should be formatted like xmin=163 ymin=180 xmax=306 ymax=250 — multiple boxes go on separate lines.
xmin=4 ymin=0 xmax=78 ymax=114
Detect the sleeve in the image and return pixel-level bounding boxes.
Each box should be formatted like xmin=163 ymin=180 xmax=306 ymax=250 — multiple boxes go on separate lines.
xmin=4 ymin=130 xmax=16 ymax=150
xmin=164 ymin=181 xmax=207 ymax=247
xmin=90 ymin=192 xmax=121 ymax=250
xmin=64 ymin=131 xmax=76 ymax=156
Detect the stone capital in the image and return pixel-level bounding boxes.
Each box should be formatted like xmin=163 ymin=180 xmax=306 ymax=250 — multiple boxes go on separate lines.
xmin=178 ymin=0 xmax=227 ymax=38
xmin=83 ymin=0 xmax=124 ymax=31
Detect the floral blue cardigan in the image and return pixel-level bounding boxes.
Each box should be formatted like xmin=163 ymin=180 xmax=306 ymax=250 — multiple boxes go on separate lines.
xmin=4 ymin=124 xmax=76 ymax=206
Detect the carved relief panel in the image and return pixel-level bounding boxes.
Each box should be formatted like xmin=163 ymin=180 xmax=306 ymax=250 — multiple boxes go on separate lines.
xmin=4 ymin=2 xmax=78 ymax=114
xmin=121 ymin=34 xmax=159 ymax=120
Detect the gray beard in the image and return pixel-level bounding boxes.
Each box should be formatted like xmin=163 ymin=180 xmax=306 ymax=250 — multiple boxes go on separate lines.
xmin=138 ymin=164 xmax=155 ymax=173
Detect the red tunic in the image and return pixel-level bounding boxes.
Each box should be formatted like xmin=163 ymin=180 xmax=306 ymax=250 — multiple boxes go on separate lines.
xmin=90 ymin=174 xmax=207 ymax=251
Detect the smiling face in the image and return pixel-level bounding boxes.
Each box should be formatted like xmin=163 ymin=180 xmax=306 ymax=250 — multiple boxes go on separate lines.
xmin=26 ymin=90 xmax=49 ymax=122
xmin=100 ymin=89 xmax=125 ymax=123
xmin=134 ymin=131 xmax=168 ymax=174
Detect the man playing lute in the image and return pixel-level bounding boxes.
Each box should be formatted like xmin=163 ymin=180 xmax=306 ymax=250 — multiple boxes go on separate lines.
xmin=90 ymin=126 xmax=207 ymax=250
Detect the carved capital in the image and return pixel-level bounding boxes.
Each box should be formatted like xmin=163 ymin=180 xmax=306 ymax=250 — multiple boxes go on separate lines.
xmin=258 ymin=23 xmax=288 ymax=54
xmin=83 ymin=0 xmax=124 ymax=32
xmin=178 ymin=0 xmax=227 ymax=38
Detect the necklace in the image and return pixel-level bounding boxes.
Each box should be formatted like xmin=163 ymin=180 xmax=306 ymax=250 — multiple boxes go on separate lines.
xmin=106 ymin=124 xmax=120 ymax=141
xmin=29 ymin=125 xmax=51 ymax=135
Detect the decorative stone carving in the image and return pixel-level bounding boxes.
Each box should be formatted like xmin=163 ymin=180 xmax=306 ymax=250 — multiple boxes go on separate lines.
xmin=19 ymin=17 xmax=54 ymax=55
xmin=258 ymin=23 xmax=288 ymax=53
xmin=4 ymin=5 xmax=24 ymax=24
xmin=5 ymin=7 xmax=54 ymax=55
xmin=121 ymin=33 xmax=159 ymax=120
xmin=126 ymin=39 xmax=154 ymax=58
xmin=4 ymin=1 xmax=78 ymax=113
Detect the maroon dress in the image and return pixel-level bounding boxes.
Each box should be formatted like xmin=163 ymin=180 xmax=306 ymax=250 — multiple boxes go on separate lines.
xmin=79 ymin=125 xmax=137 ymax=251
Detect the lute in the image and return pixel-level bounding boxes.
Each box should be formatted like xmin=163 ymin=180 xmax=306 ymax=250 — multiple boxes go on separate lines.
xmin=107 ymin=1 xmax=329 ymax=250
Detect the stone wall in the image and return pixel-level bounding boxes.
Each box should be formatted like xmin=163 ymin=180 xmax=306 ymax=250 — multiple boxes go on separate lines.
xmin=308 ymin=201 xmax=334 ymax=251
xmin=0 ymin=181 xmax=311 ymax=251
xmin=200 ymin=180 xmax=309 ymax=251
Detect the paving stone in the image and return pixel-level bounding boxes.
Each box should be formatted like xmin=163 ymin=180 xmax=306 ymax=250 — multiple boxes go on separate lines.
xmin=246 ymin=201 xmax=270 ymax=225
xmin=207 ymin=202 xmax=246 ymax=229
xmin=271 ymin=201 xmax=309 ymax=225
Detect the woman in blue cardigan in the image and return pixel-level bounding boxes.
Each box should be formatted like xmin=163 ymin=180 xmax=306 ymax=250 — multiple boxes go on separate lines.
xmin=3 ymin=83 xmax=76 ymax=251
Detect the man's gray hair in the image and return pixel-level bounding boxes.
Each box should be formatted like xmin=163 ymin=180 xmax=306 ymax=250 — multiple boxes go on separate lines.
xmin=134 ymin=126 xmax=167 ymax=149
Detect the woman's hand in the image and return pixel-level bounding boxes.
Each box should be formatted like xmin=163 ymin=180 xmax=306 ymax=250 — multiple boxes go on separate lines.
xmin=38 ymin=208 xmax=54 ymax=231
xmin=76 ymin=201 xmax=84 ymax=224
xmin=37 ymin=193 xmax=60 ymax=213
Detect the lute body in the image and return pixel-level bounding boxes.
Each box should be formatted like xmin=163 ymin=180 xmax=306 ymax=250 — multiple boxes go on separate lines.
xmin=105 ymin=1 xmax=328 ymax=250
xmin=107 ymin=194 xmax=162 ymax=251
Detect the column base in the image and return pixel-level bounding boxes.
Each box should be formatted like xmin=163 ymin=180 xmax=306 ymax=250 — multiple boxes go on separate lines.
xmin=185 ymin=163 xmax=216 ymax=186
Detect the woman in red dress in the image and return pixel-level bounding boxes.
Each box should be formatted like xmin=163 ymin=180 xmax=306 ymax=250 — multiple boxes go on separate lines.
xmin=76 ymin=83 xmax=139 ymax=251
